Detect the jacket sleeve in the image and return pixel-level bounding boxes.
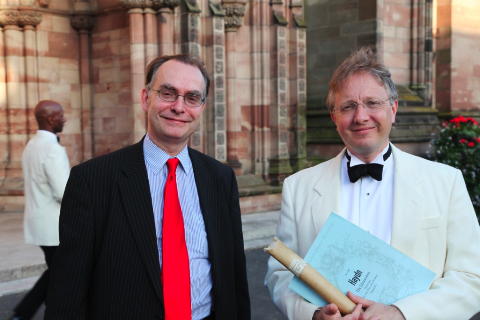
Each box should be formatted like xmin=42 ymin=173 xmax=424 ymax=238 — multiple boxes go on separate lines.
xmin=264 ymin=178 xmax=318 ymax=320
xmin=44 ymin=144 xmax=70 ymax=203
xmin=394 ymin=169 xmax=480 ymax=320
xmin=45 ymin=166 xmax=94 ymax=320
xmin=229 ymin=169 xmax=252 ymax=319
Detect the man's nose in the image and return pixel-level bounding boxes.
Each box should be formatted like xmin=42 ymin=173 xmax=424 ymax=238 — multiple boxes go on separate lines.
xmin=352 ymin=103 xmax=369 ymax=122
xmin=170 ymin=96 xmax=186 ymax=113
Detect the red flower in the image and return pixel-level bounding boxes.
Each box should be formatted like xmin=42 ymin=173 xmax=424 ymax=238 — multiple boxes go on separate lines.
xmin=466 ymin=118 xmax=479 ymax=125
xmin=476 ymin=137 xmax=480 ymax=143
xmin=467 ymin=142 xmax=475 ymax=147
xmin=459 ymin=138 xmax=468 ymax=144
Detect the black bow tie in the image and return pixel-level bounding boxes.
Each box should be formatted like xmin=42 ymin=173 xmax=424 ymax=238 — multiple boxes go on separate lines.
xmin=346 ymin=145 xmax=392 ymax=183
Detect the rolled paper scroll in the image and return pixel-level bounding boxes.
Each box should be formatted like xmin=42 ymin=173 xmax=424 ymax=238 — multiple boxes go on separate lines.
xmin=264 ymin=237 xmax=356 ymax=314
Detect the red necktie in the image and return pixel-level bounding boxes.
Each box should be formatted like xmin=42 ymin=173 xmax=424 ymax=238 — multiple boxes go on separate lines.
xmin=162 ymin=158 xmax=191 ymax=320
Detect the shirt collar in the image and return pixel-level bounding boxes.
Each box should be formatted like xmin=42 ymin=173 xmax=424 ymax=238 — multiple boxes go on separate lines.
xmin=143 ymin=134 xmax=192 ymax=175
xmin=346 ymin=143 xmax=391 ymax=166
xmin=37 ymin=130 xmax=58 ymax=143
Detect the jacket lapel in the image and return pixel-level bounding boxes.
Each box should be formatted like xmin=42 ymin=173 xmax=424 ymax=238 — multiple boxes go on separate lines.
xmin=311 ymin=150 xmax=343 ymax=232
xmin=188 ymin=149 xmax=219 ymax=252
xmin=117 ymin=141 xmax=163 ymax=301
xmin=390 ymin=146 xmax=423 ymax=255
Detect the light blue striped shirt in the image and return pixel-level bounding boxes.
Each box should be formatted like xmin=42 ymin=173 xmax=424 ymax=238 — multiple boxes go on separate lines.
xmin=143 ymin=135 xmax=212 ymax=319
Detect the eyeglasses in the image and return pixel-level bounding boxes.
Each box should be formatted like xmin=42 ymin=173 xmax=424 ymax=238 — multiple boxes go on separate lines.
xmin=333 ymin=97 xmax=392 ymax=115
xmin=150 ymin=86 xmax=205 ymax=108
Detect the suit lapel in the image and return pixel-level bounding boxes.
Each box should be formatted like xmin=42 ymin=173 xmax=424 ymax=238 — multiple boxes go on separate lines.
xmin=390 ymin=146 xmax=423 ymax=255
xmin=118 ymin=141 xmax=163 ymax=301
xmin=311 ymin=151 xmax=343 ymax=232
xmin=189 ymin=149 xmax=219 ymax=252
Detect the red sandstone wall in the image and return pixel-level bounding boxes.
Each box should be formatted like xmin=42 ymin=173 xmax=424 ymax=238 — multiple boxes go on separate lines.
xmin=91 ymin=10 xmax=133 ymax=156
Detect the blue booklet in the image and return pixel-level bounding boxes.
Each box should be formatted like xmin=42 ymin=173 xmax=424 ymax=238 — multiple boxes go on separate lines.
xmin=289 ymin=213 xmax=436 ymax=306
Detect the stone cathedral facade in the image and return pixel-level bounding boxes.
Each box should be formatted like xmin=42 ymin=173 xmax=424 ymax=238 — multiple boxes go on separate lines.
xmin=0 ymin=0 xmax=307 ymax=213
xmin=1 ymin=0 xmax=479 ymax=213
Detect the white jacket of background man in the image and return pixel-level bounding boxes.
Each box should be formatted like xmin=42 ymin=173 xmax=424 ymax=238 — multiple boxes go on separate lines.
xmin=22 ymin=130 xmax=70 ymax=246
xmin=265 ymin=145 xmax=480 ymax=320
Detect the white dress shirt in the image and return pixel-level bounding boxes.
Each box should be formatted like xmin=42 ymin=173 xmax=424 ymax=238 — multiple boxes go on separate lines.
xmin=339 ymin=144 xmax=394 ymax=244
xmin=22 ymin=130 xmax=70 ymax=246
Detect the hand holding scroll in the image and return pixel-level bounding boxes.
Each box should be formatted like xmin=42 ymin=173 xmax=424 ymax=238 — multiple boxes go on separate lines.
xmin=264 ymin=237 xmax=356 ymax=314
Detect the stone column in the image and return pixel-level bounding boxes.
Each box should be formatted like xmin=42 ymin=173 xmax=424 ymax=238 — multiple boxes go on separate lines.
xmin=122 ymin=0 xmax=147 ymax=141
xmin=268 ymin=1 xmax=292 ymax=184
xmin=209 ymin=2 xmax=227 ymax=162
xmin=154 ymin=0 xmax=179 ymax=56
xmin=289 ymin=1 xmax=307 ymax=171
xmin=0 ymin=25 xmax=8 ymax=187
xmin=183 ymin=0 xmax=203 ymax=151
xmin=144 ymin=6 xmax=158 ymax=65
xmin=71 ymin=8 xmax=95 ymax=161
xmin=23 ymin=24 xmax=38 ymax=137
xmin=424 ymin=0 xmax=433 ymax=106
xmin=0 ymin=8 xmax=42 ymax=206
xmin=223 ymin=0 xmax=246 ymax=170
xmin=410 ymin=0 xmax=434 ymax=105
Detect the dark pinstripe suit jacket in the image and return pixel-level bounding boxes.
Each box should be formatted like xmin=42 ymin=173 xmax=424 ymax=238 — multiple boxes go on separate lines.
xmin=45 ymin=140 xmax=251 ymax=320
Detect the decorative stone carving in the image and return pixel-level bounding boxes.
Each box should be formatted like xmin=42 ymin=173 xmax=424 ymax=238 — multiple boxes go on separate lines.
xmin=120 ymin=0 xmax=153 ymax=9
xmin=152 ymin=0 xmax=180 ymax=10
xmin=209 ymin=0 xmax=225 ymax=17
xmin=37 ymin=0 xmax=50 ymax=8
xmin=222 ymin=0 xmax=246 ymax=32
xmin=20 ymin=0 xmax=36 ymax=6
xmin=184 ymin=0 xmax=201 ymax=13
xmin=289 ymin=0 xmax=302 ymax=8
xmin=292 ymin=13 xmax=306 ymax=28
xmin=71 ymin=14 xmax=95 ymax=32
xmin=0 ymin=10 xmax=42 ymax=27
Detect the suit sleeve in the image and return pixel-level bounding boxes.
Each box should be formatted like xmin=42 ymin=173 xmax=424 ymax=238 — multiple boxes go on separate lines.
xmin=394 ymin=170 xmax=480 ymax=319
xmin=44 ymin=144 xmax=70 ymax=203
xmin=264 ymin=177 xmax=318 ymax=320
xmin=45 ymin=166 xmax=95 ymax=319
xmin=229 ymin=169 xmax=251 ymax=319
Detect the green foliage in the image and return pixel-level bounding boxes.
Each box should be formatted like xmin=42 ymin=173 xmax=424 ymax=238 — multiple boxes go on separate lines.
xmin=429 ymin=116 xmax=480 ymax=219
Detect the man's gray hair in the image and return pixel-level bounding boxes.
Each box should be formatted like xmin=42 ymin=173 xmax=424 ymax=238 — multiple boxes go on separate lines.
xmin=326 ymin=46 xmax=398 ymax=111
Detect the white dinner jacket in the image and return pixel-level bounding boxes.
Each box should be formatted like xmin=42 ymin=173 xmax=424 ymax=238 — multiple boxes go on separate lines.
xmin=265 ymin=144 xmax=480 ymax=320
xmin=22 ymin=130 xmax=70 ymax=246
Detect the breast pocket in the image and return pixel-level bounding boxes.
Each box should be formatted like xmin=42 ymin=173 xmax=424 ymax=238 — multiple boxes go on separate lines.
xmin=420 ymin=216 xmax=446 ymax=275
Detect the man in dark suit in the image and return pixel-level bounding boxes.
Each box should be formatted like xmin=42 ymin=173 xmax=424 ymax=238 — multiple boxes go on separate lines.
xmin=45 ymin=54 xmax=251 ymax=320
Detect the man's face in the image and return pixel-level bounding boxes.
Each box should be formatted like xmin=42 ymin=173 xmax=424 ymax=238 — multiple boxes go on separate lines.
xmin=141 ymin=60 xmax=206 ymax=152
xmin=330 ymin=72 xmax=398 ymax=161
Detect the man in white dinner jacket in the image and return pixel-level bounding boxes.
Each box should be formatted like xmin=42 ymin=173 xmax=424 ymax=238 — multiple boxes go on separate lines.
xmin=9 ymin=100 xmax=70 ymax=320
xmin=265 ymin=47 xmax=480 ymax=320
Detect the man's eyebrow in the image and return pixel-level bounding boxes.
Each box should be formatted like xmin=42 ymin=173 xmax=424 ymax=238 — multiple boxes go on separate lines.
xmin=160 ymin=83 xmax=202 ymax=96
xmin=160 ymin=83 xmax=176 ymax=90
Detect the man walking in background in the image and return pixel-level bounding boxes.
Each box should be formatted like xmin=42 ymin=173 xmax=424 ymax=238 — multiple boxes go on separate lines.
xmin=9 ymin=100 xmax=70 ymax=320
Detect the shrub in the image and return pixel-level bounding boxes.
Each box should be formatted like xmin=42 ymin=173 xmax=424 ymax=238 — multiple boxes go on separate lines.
xmin=429 ymin=116 xmax=480 ymax=219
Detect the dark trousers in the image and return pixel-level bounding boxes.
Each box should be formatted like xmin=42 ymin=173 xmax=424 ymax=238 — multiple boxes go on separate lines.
xmin=14 ymin=246 xmax=57 ymax=319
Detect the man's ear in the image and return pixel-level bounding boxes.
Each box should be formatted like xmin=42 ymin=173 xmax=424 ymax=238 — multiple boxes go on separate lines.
xmin=330 ymin=109 xmax=336 ymax=123
xmin=141 ymin=88 xmax=149 ymax=112
xmin=391 ymin=100 xmax=399 ymax=123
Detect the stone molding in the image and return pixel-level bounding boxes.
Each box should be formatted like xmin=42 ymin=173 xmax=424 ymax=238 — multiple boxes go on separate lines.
xmin=222 ymin=0 xmax=246 ymax=32
xmin=0 ymin=10 xmax=42 ymax=27
xmin=289 ymin=0 xmax=302 ymax=8
xmin=209 ymin=0 xmax=225 ymax=17
xmin=120 ymin=0 xmax=154 ymax=9
xmin=152 ymin=0 xmax=180 ymax=9
xmin=37 ymin=0 xmax=50 ymax=8
xmin=71 ymin=14 xmax=95 ymax=32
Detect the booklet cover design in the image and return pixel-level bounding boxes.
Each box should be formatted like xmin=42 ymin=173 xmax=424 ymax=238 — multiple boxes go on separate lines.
xmin=289 ymin=213 xmax=436 ymax=306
